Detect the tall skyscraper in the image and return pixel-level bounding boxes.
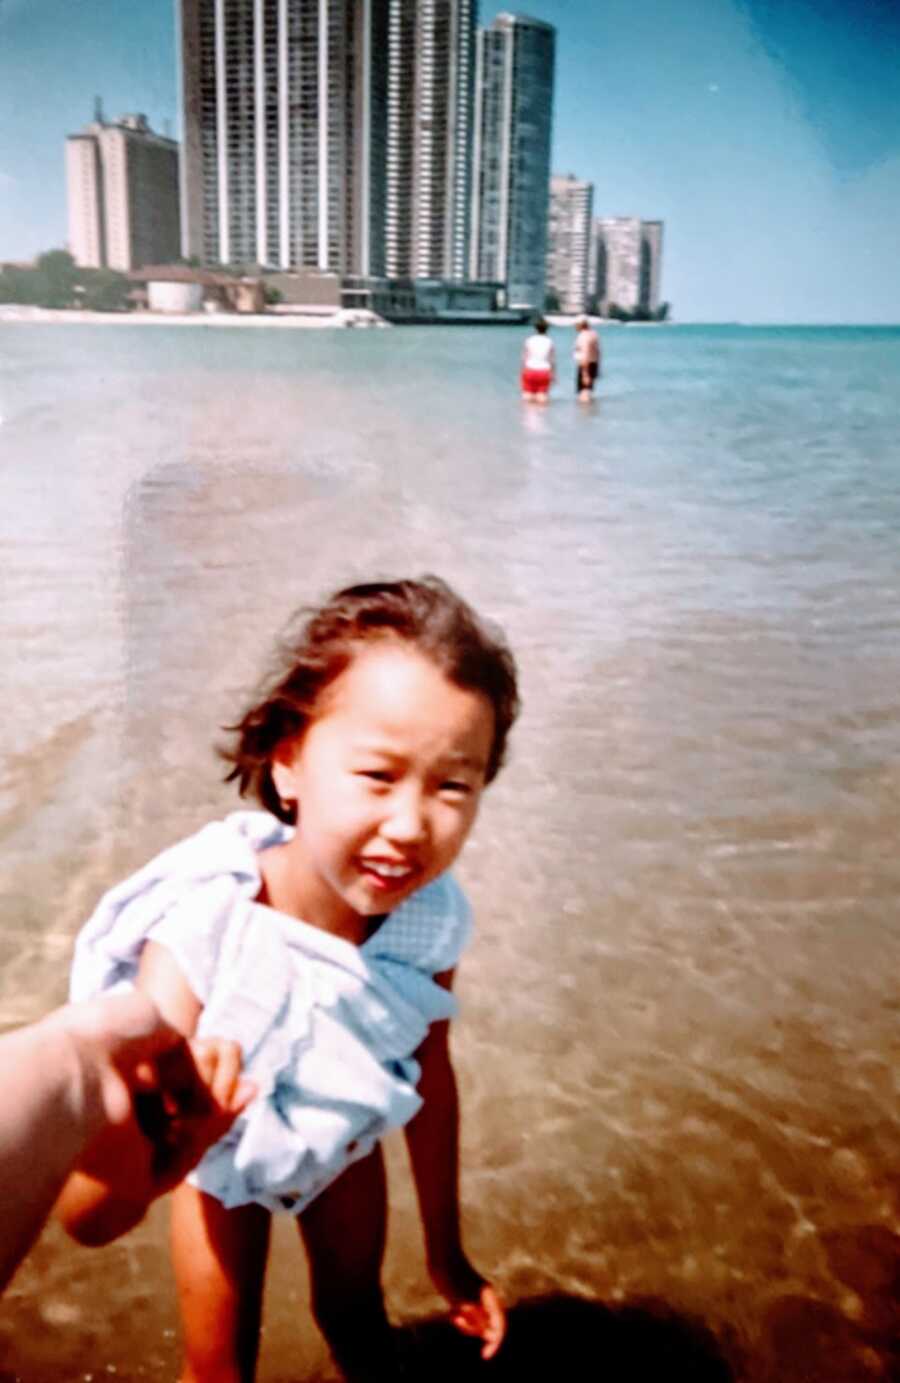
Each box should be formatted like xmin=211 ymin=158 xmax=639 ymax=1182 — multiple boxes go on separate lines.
xmin=470 ymin=12 xmax=555 ymax=310
xmin=545 ymin=173 xmax=593 ymax=313
xmin=66 ymin=112 xmax=180 ymax=271
xmin=591 ymin=216 xmax=664 ymax=314
xmin=640 ymin=219 xmax=664 ymax=314
xmin=179 ymin=0 xmax=388 ymax=274
xmin=179 ymin=0 xmax=473 ymax=280
xmin=384 ymin=0 xmax=476 ymax=281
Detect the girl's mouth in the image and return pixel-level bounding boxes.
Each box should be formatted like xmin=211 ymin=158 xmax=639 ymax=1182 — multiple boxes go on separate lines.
xmin=358 ymin=858 xmax=417 ymax=889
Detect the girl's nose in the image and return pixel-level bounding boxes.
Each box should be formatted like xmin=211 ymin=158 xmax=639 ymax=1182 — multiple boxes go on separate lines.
xmin=382 ymin=790 xmax=427 ymax=844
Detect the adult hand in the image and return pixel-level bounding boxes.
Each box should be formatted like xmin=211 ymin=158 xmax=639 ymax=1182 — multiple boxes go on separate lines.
xmin=51 ymin=994 xmax=255 ymax=1244
xmin=130 ymin=1034 xmax=254 ymax=1191
xmin=46 ymin=990 xmax=205 ymax=1131
xmin=0 ymin=992 xmax=253 ymax=1285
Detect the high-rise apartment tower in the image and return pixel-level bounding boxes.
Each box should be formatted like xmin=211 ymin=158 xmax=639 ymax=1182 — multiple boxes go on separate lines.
xmin=590 ymin=216 xmax=664 ymax=314
xmin=178 ymin=0 xmax=388 ymax=273
xmin=384 ymin=0 xmax=476 ymax=281
xmin=470 ymin=12 xmax=555 ymax=310
xmin=546 ymin=173 xmax=593 ymax=313
xmin=66 ymin=112 xmax=180 ymax=271
xmin=179 ymin=0 xmax=474 ymax=279
xmin=640 ymin=219 xmax=664 ymax=313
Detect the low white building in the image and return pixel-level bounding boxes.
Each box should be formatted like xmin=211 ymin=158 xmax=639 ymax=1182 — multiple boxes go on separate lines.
xmin=147 ymin=281 xmax=204 ymax=313
xmin=129 ymin=266 xmax=266 ymax=315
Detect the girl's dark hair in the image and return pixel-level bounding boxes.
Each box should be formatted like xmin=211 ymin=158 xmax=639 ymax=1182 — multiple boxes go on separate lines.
xmin=534 ymin=317 xmax=548 ymax=333
xmin=221 ymin=576 xmax=519 ymax=823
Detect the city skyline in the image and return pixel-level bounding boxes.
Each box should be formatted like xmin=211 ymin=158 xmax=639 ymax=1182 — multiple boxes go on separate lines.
xmin=1 ymin=0 xmax=899 ymax=322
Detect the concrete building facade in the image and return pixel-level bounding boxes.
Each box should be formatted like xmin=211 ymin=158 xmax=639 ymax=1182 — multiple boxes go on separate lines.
xmin=66 ymin=135 xmax=106 ymax=268
xmin=546 ymin=173 xmax=593 ymax=313
xmin=470 ymin=12 xmax=555 ymax=310
xmin=66 ymin=114 xmax=180 ymax=272
xmin=179 ymin=0 xmax=474 ymax=280
xmin=179 ymin=0 xmax=389 ymax=274
xmin=590 ymin=215 xmax=664 ymax=315
xmin=640 ymin=218 xmax=664 ymax=314
xmin=384 ymin=0 xmax=476 ymax=281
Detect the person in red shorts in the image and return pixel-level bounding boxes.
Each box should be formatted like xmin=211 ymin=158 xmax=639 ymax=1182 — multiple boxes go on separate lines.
xmin=520 ymin=317 xmax=555 ymax=403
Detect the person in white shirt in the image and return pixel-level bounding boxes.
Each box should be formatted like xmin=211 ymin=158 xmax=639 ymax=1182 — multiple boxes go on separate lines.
xmin=520 ymin=318 xmax=556 ymax=403
xmin=573 ymin=317 xmax=601 ymax=400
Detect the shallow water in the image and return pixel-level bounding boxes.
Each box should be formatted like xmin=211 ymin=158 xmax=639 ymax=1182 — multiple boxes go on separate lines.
xmin=2 ymin=321 xmax=899 ymax=1380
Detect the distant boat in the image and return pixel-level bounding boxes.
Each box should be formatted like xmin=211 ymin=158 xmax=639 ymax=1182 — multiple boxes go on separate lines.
xmin=333 ymin=308 xmax=389 ymax=329
xmin=380 ymin=308 xmax=531 ymax=326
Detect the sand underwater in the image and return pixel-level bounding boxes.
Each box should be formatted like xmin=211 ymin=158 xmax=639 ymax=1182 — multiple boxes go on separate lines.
xmin=1 ymin=321 xmax=899 ymax=1380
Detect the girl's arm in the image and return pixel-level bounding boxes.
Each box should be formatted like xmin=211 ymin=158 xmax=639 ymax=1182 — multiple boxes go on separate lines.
xmin=403 ymin=970 xmax=505 ymax=1360
xmin=55 ymin=942 xmax=250 ymax=1245
xmin=135 ymin=937 xmax=204 ymax=1034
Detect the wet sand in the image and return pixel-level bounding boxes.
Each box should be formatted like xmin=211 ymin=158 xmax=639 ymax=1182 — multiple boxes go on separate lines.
xmin=2 ymin=1127 xmax=897 ymax=1381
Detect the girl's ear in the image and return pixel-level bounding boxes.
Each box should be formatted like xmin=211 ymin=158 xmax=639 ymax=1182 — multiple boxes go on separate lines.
xmin=270 ymin=741 xmax=299 ymax=805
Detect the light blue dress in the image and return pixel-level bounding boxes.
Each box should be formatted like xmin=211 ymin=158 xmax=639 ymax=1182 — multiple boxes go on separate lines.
xmin=69 ymin=811 xmax=472 ymax=1214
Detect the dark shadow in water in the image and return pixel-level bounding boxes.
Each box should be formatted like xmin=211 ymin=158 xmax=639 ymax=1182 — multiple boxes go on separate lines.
xmin=396 ymin=1294 xmax=736 ymax=1380
xmin=755 ymin=1224 xmax=900 ymax=1383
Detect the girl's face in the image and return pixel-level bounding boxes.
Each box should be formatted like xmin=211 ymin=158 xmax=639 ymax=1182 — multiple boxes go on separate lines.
xmin=270 ymin=643 xmax=494 ymax=937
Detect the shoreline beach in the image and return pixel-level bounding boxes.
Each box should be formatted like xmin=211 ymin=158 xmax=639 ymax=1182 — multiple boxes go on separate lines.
xmin=0 ymin=305 xmax=373 ymax=329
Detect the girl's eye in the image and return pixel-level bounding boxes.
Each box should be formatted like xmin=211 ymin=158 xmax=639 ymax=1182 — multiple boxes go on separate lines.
xmin=441 ymin=780 xmax=472 ymax=797
xmin=358 ymin=770 xmax=392 ymax=784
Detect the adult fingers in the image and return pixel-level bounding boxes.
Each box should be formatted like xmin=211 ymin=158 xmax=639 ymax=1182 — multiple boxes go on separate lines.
xmin=55 ymin=992 xmax=179 ymax=1070
xmin=151 ymin=1038 xmax=210 ymax=1114
xmin=48 ymin=993 xmax=183 ymax=1127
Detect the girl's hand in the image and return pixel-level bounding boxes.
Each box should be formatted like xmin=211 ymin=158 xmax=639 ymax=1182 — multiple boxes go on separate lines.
xmin=431 ymin=1261 xmax=506 ymax=1360
xmin=449 ymin=1282 xmax=506 ymax=1360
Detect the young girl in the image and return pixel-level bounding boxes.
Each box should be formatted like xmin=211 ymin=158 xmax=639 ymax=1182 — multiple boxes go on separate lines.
xmin=57 ymin=576 xmax=519 ymax=1383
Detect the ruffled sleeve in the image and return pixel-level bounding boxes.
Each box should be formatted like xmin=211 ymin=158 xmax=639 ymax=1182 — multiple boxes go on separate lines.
xmin=68 ymin=813 xmax=286 ymax=1003
xmin=143 ymin=879 xmax=241 ymax=1003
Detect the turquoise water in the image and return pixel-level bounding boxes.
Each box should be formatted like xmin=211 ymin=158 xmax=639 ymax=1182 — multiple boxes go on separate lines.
xmin=2 ymin=322 xmax=899 ymax=1379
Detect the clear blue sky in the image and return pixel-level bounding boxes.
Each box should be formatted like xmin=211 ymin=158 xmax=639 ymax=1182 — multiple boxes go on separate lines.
xmin=1 ymin=0 xmax=898 ymax=322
